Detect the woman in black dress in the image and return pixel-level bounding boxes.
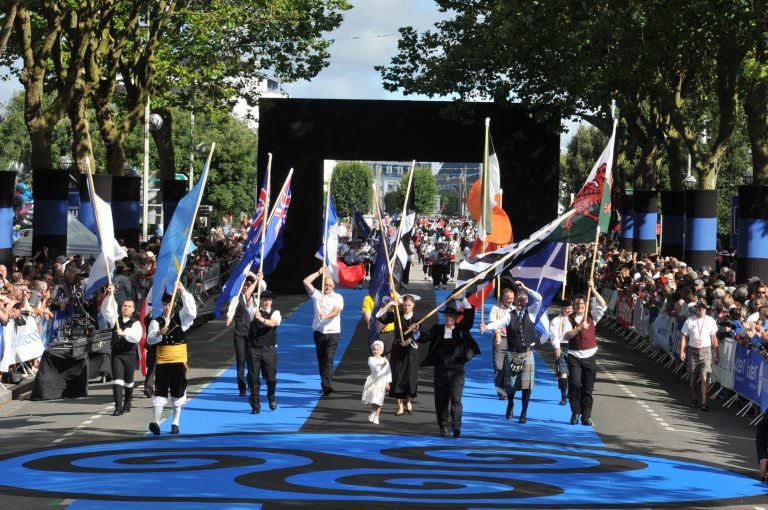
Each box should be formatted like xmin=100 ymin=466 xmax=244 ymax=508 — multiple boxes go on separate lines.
xmin=382 ymin=294 xmax=421 ymax=415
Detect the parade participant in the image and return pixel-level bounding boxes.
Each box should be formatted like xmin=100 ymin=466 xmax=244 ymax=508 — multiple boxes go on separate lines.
xmin=374 ymin=296 xmax=398 ymax=356
xmin=227 ymin=272 xmax=266 ymax=396
xmin=245 ymin=277 xmax=281 ymax=414
xmin=101 ymin=284 xmax=142 ymax=416
xmin=146 ymin=282 xmax=197 ymax=435
xmin=480 ymin=281 xmax=542 ymax=424
xmin=362 ymin=340 xmax=391 ymax=425
xmin=411 ymin=294 xmax=479 ymax=438
xmin=549 ymin=300 xmax=574 ymax=405
xmin=382 ymin=293 xmax=421 ymax=415
xmin=488 ymin=288 xmax=514 ymax=400
xmin=757 ymin=419 xmax=768 ymax=483
xmin=679 ymin=300 xmax=719 ymax=411
xmin=303 ymin=268 xmax=344 ymax=396
xmin=563 ymin=280 xmax=607 ymax=425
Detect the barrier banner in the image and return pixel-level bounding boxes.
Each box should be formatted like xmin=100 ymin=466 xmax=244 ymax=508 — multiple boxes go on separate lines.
xmin=202 ymin=263 xmax=221 ymax=292
xmin=712 ymin=337 xmax=737 ymax=390
xmin=632 ymin=301 xmax=650 ymax=337
xmin=669 ymin=328 xmax=681 ymax=359
xmin=733 ymin=344 xmax=764 ymax=404
xmin=0 ymin=318 xmax=45 ymax=372
xmin=615 ymin=292 xmax=634 ymax=329
xmin=651 ymin=312 xmax=675 ymax=354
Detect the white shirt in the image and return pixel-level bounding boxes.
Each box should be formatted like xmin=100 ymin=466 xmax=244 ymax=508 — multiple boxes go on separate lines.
xmin=563 ymin=298 xmax=607 ymax=359
xmin=681 ymin=315 xmax=718 ymax=348
xmin=311 ymin=289 xmax=344 ymax=334
xmin=488 ymin=303 xmax=512 ymax=337
xmin=100 ymin=297 xmax=143 ymax=344
xmin=483 ymin=289 xmax=543 ymax=333
xmin=549 ymin=314 xmax=572 ymax=347
xmin=146 ymin=289 xmax=198 ymax=345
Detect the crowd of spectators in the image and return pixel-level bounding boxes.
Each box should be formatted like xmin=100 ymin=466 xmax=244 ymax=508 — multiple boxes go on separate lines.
xmin=0 ymin=217 xmax=249 ymax=384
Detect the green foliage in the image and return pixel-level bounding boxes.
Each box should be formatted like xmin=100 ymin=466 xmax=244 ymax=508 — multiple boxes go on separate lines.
xmin=440 ymin=191 xmax=459 ymax=216
xmin=330 ymin=161 xmax=372 ymax=218
xmin=401 ymin=166 xmax=438 ymax=214
xmin=560 ymin=125 xmax=608 ymax=208
xmin=383 ymin=190 xmax=402 ymax=214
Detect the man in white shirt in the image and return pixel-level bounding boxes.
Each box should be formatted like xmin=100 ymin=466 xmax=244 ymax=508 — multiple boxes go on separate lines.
xmin=303 ymin=268 xmax=344 ymax=396
xmin=488 ymin=288 xmax=514 ymax=400
xmin=548 ymin=300 xmax=573 ymax=406
xmin=679 ymin=301 xmax=720 ymax=411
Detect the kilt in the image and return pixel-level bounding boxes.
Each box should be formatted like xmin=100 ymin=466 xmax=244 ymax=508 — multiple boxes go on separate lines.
xmin=556 ymin=345 xmax=569 ymax=376
xmin=504 ymin=350 xmax=534 ymax=392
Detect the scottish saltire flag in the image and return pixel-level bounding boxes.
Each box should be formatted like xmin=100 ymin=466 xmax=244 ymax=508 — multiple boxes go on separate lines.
xmin=315 ymin=194 xmax=339 ymax=281
xmin=479 ymin=125 xmax=501 ymax=241
xmin=84 ymin=170 xmax=127 ymax=299
xmin=152 ymin=149 xmax=212 ymax=318
xmin=508 ymin=242 xmax=566 ymax=341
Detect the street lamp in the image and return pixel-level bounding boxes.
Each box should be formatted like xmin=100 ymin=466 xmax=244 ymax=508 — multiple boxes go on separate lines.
xmin=744 ymin=166 xmax=754 ymax=185
xmin=143 ymin=105 xmax=163 ymax=241
xmin=59 ymin=155 xmax=73 ymax=170
xmin=682 ymin=171 xmax=697 ymax=190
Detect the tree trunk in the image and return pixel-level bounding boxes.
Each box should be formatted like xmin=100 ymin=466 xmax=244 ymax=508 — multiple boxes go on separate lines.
xmin=69 ymin=81 xmax=93 ymax=173
xmin=745 ymin=80 xmax=768 ymax=186
xmin=93 ymin=98 xmax=127 ymax=175
xmin=150 ymin=107 xmax=175 ymax=180
xmin=0 ymin=1 xmax=18 ymax=60
xmin=664 ymin=129 xmax=686 ymax=191
xmin=24 ymin=78 xmax=53 ymax=170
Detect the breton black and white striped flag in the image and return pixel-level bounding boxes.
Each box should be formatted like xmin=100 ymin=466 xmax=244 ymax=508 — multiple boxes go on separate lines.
xmin=390 ymin=173 xmax=415 ymax=288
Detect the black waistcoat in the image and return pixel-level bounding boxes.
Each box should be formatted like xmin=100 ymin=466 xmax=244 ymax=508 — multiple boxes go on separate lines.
xmin=505 ymin=309 xmax=537 ymax=353
xmin=111 ymin=316 xmax=138 ymax=354
xmin=248 ymin=309 xmax=277 ymax=347
xmin=159 ymin=315 xmax=186 ymax=345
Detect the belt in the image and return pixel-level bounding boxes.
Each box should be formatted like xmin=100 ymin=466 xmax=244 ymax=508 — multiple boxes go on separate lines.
xmin=689 ymin=346 xmax=710 ymax=350
xmin=251 ymin=345 xmax=276 ymax=349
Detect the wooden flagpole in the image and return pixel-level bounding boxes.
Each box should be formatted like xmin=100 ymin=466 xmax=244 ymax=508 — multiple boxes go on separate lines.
xmin=389 ymin=160 xmax=416 ymax=273
xmin=480 ymin=118 xmax=491 ymax=324
xmin=84 ymin=157 xmax=119 ymax=318
xmin=320 ymin=170 xmax=334 ymax=310
xmin=165 ymin=143 xmax=215 ymax=322
xmin=255 ymin=153 xmax=273 ymax=303
xmin=561 ymin=242 xmax=570 ymax=300
xmin=226 ymin=168 xmax=293 ymax=322
xmin=415 ymin=209 xmax=577 ymax=327
xmin=372 ymin=185 xmax=406 ymax=346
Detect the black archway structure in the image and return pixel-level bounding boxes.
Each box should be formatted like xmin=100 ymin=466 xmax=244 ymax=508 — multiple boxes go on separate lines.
xmin=257 ymin=98 xmax=559 ymax=291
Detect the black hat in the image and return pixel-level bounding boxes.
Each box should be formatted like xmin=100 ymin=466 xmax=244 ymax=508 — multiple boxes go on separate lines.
xmin=440 ymin=302 xmax=464 ymax=316
xmin=161 ymin=292 xmax=173 ymax=304
xmin=260 ymin=290 xmax=275 ymax=299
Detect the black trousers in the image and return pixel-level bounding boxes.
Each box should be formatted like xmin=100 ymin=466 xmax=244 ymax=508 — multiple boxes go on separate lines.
xmin=144 ymin=345 xmax=156 ymax=390
xmin=313 ymin=331 xmax=339 ymax=392
xmin=111 ymin=349 xmax=137 ymax=384
xmin=568 ymin=354 xmax=597 ymax=418
xmin=434 ymin=369 xmax=465 ymax=432
xmin=233 ymin=334 xmax=247 ymax=388
xmin=246 ymin=344 xmax=277 ymax=404
xmin=757 ymin=420 xmax=768 ymax=465
xmin=155 ymin=362 xmax=187 ymax=399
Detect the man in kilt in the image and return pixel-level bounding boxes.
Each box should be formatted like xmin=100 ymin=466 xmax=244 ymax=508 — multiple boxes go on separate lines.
xmin=548 ymin=300 xmax=574 ymax=405
xmin=481 ymin=281 xmax=542 ymax=424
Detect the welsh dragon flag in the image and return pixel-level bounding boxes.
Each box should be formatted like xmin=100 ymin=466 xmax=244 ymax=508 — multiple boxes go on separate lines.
xmin=455 ymin=121 xmax=616 ymax=296
xmin=548 ymin=121 xmax=616 ymax=242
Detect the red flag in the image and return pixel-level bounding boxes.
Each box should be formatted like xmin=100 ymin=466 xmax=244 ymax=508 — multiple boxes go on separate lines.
xmin=337 ymin=259 xmax=366 ymax=288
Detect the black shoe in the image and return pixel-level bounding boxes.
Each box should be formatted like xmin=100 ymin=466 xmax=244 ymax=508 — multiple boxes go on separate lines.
xmin=149 ymin=422 xmax=161 ymax=435
xmin=322 ymin=387 xmax=334 ymax=396
xmin=700 ymin=403 xmax=709 ymax=411
xmin=690 ymin=398 xmax=699 ymax=408
xmin=518 ymin=414 xmax=527 ymax=424
xmin=559 ymin=396 xmax=567 ymax=405
xmin=238 ymin=382 xmax=247 ymax=397
xmin=452 ymin=428 xmax=461 ymax=438
xmin=498 ymin=394 xmax=507 ymax=400
xmin=569 ymin=413 xmax=579 ymax=425
xmin=144 ymin=387 xmax=154 ymax=398
xmin=171 ymin=424 xmax=179 ymax=434
xmin=439 ymin=426 xmax=450 ymax=437
xmin=269 ymin=399 xmax=277 ymax=411
xmin=582 ymin=417 xmax=593 ymax=426
xmin=112 ymin=407 xmax=123 ymax=416
xmin=505 ymin=402 xmax=514 ymax=420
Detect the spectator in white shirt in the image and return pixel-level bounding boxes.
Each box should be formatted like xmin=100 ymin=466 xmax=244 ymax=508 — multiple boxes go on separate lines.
xmin=679 ymin=301 xmax=720 ymax=411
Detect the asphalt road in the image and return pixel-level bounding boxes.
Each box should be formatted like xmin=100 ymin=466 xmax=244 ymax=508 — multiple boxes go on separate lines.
xmin=0 ymin=282 xmax=766 ymax=508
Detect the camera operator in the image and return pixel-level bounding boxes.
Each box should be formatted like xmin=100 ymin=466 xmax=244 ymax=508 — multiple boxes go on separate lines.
xmin=102 ymin=284 xmax=142 ymax=416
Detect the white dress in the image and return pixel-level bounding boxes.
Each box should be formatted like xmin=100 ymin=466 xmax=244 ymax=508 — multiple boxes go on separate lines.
xmin=361 ymin=356 xmax=392 ymax=406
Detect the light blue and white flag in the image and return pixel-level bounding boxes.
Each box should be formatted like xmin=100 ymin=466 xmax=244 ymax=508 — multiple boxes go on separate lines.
xmin=508 ymin=241 xmax=566 ymax=342
xmin=84 ymin=170 xmax=127 ymax=299
xmin=315 ymin=194 xmax=339 ymax=281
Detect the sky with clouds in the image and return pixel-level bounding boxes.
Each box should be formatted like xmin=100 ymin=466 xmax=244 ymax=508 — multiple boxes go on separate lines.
xmin=0 ymin=0 xmax=578 ymax=150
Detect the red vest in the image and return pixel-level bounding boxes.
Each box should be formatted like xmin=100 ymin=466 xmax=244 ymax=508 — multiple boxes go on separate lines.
xmin=567 ymin=314 xmax=597 ymax=351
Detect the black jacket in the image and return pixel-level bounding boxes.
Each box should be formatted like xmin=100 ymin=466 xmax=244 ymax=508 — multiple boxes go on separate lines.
xmin=419 ymin=306 xmax=480 ymax=372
